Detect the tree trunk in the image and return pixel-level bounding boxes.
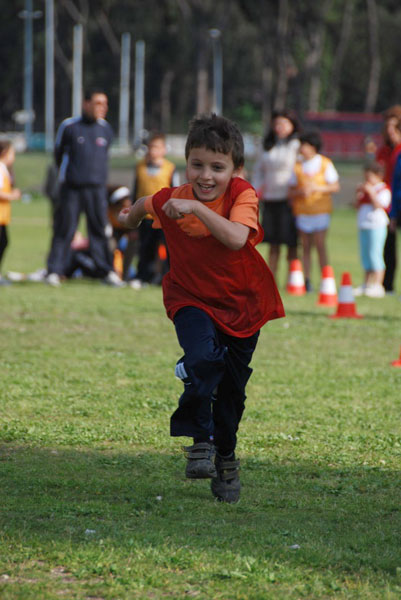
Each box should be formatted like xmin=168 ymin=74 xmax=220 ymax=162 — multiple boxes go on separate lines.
xmin=196 ymin=45 xmax=209 ymax=115
xmin=325 ymin=0 xmax=355 ymax=110
xmin=364 ymin=0 xmax=381 ymax=112
xmin=262 ymin=63 xmax=273 ymax=128
xmin=306 ymin=0 xmax=333 ymax=112
xmin=274 ymin=0 xmax=289 ymax=110
xmin=161 ymin=70 xmax=175 ymax=132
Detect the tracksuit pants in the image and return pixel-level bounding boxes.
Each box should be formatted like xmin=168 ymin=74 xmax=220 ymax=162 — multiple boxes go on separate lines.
xmin=171 ymin=306 xmax=259 ymax=456
xmin=47 ymin=184 xmax=113 ymax=277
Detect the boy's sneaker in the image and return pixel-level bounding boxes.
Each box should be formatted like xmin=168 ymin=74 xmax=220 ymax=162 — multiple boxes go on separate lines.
xmin=183 ymin=442 xmax=217 ymax=479
xmin=211 ymin=454 xmax=241 ymax=503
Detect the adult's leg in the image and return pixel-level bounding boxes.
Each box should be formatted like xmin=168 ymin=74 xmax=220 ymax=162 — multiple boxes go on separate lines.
xmin=171 ymin=307 xmax=227 ymax=440
xmin=83 ymin=186 xmax=114 ymax=277
xmin=47 ymin=185 xmax=81 ymax=275
xmin=212 ymin=330 xmax=259 ymax=456
xmin=0 ymin=225 xmax=8 ymax=269
xmin=383 ymin=227 xmax=396 ymax=292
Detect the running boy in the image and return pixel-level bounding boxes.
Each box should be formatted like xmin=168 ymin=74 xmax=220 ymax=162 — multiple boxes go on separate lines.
xmin=0 ymin=140 xmax=21 ymax=285
xmin=119 ymin=114 xmax=285 ymax=503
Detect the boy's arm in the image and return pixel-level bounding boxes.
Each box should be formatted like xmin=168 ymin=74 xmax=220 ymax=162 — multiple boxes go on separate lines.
xmin=162 ymin=198 xmax=250 ymax=250
xmin=118 ymin=196 xmax=148 ymax=229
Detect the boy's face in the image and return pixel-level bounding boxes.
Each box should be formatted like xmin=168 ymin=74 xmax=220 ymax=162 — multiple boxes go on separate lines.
xmin=186 ymin=147 xmax=239 ymax=202
xmin=300 ymin=142 xmax=317 ymax=160
xmin=147 ymin=139 xmax=166 ymax=163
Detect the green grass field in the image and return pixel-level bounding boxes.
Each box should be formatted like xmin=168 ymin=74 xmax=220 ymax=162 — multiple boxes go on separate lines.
xmin=0 ymin=168 xmax=401 ymax=598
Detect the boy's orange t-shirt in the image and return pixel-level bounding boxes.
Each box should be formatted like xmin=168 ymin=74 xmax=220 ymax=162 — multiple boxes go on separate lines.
xmin=144 ymin=178 xmax=285 ymax=337
xmin=144 ymin=183 xmax=259 ymax=242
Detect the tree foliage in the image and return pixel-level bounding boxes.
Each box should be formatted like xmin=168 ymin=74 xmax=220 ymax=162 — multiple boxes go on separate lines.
xmin=2 ymin=0 xmax=401 ymax=135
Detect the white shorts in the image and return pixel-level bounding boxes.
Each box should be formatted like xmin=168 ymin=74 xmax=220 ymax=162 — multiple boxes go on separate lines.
xmin=296 ymin=213 xmax=331 ymax=233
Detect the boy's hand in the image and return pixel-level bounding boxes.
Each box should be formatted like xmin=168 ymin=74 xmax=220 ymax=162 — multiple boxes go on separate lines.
xmin=117 ymin=207 xmax=131 ymax=225
xmin=162 ymin=198 xmax=196 ymax=219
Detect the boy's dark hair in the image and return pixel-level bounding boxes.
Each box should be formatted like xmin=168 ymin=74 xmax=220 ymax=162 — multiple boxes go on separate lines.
xmin=147 ymin=131 xmax=166 ymax=145
xmin=0 ymin=139 xmax=12 ymax=156
xmin=299 ymin=130 xmax=322 ymax=153
xmin=185 ymin=114 xmax=244 ymax=169
xmin=263 ymin=109 xmax=300 ymax=151
xmin=364 ymin=160 xmax=384 ymax=177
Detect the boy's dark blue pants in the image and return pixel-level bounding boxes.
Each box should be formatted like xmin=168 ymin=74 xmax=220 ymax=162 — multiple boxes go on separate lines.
xmin=171 ymin=306 xmax=259 ymax=456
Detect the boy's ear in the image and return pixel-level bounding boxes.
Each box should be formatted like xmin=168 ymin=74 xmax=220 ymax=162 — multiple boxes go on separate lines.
xmin=232 ymin=165 xmax=244 ymax=178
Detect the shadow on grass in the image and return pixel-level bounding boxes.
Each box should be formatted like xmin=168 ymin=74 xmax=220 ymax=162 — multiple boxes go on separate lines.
xmin=1 ymin=444 xmax=400 ymax=580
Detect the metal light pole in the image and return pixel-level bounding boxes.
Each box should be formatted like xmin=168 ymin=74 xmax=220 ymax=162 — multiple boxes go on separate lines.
xmin=119 ymin=33 xmax=131 ymax=149
xmin=45 ymin=0 xmax=55 ymax=152
xmin=133 ymin=40 xmax=145 ymax=147
xmin=72 ymin=24 xmax=83 ymax=117
xmin=18 ymin=0 xmax=42 ymax=148
xmin=209 ymin=29 xmax=223 ymax=115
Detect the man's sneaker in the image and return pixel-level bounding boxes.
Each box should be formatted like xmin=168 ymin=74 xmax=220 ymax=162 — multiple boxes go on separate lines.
xmin=105 ymin=271 xmax=126 ymax=287
xmin=46 ymin=273 xmax=61 ymax=287
xmin=183 ymin=442 xmax=217 ymax=479
xmin=211 ymin=454 xmax=241 ymax=503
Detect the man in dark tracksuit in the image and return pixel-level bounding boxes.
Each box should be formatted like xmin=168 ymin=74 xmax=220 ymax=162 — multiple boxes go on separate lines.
xmin=47 ymin=90 xmax=121 ymax=286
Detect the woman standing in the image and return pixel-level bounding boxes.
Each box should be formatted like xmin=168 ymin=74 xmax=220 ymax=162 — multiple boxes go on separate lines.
xmin=375 ymin=106 xmax=401 ymax=294
xmin=252 ymin=110 xmax=300 ymax=282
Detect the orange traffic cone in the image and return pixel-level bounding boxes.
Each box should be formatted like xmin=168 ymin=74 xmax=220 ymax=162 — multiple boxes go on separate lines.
xmin=330 ymin=272 xmax=363 ymax=319
xmin=391 ymin=347 xmax=401 ymax=367
xmin=317 ymin=265 xmax=338 ymax=306
xmin=287 ymin=259 xmax=306 ymax=295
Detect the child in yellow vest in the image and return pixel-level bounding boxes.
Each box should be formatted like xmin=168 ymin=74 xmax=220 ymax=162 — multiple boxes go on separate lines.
xmin=0 ymin=140 xmax=21 ymax=285
xmin=289 ymin=131 xmax=340 ymax=291
xmin=132 ymin=132 xmax=179 ymax=287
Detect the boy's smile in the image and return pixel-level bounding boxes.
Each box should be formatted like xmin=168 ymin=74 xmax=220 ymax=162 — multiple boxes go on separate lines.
xmin=186 ymin=147 xmax=238 ymax=202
